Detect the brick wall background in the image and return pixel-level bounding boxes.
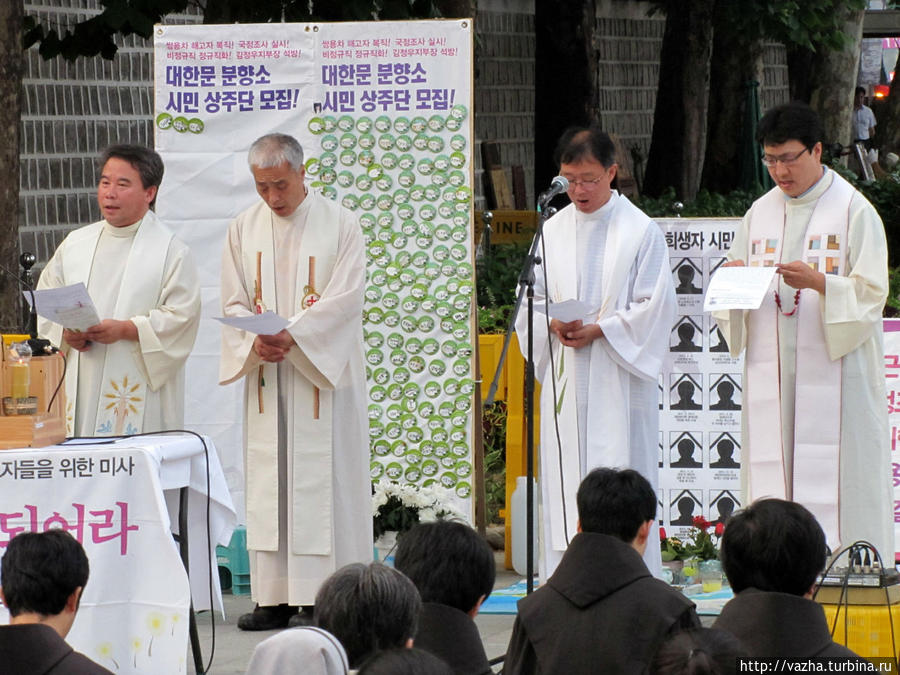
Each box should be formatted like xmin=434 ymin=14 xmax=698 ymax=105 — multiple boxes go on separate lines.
xmin=19 ymin=0 xmax=789 ymax=266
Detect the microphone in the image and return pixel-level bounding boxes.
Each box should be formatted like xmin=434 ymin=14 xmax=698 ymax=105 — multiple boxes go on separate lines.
xmin=538 ymin=175 xmax=569 ymax=207
xmin=0 ymin=254 xmax=54 ymax=355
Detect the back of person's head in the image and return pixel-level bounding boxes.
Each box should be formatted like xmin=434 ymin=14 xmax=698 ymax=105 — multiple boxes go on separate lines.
xmin=756 ymin=102 xmax=823 ymax=149
xmin=554 ymin=126 xmax=616 ymax=168
xmin=314 ymin=562 xmax=422 ymax=668
xmin=358 ymin=647 xmax=454 ymax=675
xmin=248 ymin=133 xmax=305 ymax=171
xmin=651 ymin=628 xmax=745 ymax=675
xmin=0 ymin=529 xmax=89 ymax=617
xmin=245 ymin=626 xmax=349 ymax=675
xmin=394 ymin=521 xmax=495 ymax=614
xmin=576 ymin=467 xmax=656 ymax=542
xmin=719 ymin=498 xmax=826 ymax=595
xmin=100 ymin=144 xmax=164 ymax=190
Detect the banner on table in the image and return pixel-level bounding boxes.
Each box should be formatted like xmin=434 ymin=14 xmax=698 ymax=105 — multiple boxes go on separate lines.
xmin=0 ymin=448 xmax=191 ymax=674
xmin=153 ymin=20 xmax=475 ymax=519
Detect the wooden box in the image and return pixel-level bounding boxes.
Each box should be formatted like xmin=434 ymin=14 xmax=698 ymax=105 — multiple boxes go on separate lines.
xmin=0 ymin=350 xmax=66 ymax=449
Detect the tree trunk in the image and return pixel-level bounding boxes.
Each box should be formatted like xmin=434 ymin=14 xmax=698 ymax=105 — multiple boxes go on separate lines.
xmin=0 ymin=1 xmax=23 ymax=332
xmin=701 ymin=18 xmax=764 ymax=194
xmin=643 ymin=0 xmax=715 ymax=200
xmin=534 ymin=0 xmax=596 ymax=198
xmin=785 ymin=47 xmax=815 ymax=104
xmin=807 ymin=6 xmax=865 ymax=149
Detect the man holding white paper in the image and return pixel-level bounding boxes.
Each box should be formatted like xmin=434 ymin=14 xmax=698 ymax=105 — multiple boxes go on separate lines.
xmin=515 ymin=126 xmax=676 ymax=579
xmin=219 ymin=133 xmax=370 ymax=630
xmin=714 ymin=102 xmax=893 ymax=558
xmin=37 ymin=145 xmax=200 ymax=437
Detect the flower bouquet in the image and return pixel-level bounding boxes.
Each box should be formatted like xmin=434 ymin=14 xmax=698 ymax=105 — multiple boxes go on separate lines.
xmin=372 ymin=478 xmax=466 ymax=539
xmin=660 ymin=516 xmax=725 ymax=585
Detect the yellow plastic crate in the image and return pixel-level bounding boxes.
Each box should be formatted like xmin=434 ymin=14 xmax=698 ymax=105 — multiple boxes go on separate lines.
xmin=820 ymin=602 xmax=900 ymax=658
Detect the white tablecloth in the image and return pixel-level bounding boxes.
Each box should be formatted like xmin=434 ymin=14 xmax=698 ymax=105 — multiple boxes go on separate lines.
xmin=0 ymin=433 xmax=236 ymax=674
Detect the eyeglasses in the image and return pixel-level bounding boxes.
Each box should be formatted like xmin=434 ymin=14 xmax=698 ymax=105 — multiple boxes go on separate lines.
xmin=761 ymin=147 xmax=810 ymax=168
xmin=564 ymin=177 xmax=606 ymax=190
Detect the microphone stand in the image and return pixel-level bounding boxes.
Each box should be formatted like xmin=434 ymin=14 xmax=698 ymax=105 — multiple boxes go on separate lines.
xmin=19 ymin=252 xmax=51 ymax=355
xmin=484 ymin=200 xmax=557 ymax=594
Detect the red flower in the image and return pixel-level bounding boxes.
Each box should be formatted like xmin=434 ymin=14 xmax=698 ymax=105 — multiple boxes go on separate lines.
xmin=692 ymin=515 xmax=710 ymax=530
xmin=659 ymin=526 xmax=667 ymax=541
xmin=715 ymin=522 xmax=725 ymax=537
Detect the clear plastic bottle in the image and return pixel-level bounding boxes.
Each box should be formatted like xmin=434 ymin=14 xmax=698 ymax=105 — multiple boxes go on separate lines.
xmin=511 ymin=475 xmax=539 ymax=577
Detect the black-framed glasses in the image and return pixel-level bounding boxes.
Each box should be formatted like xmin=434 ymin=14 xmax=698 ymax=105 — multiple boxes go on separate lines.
xmin=761 ymin=147 xmax=810 ymax=168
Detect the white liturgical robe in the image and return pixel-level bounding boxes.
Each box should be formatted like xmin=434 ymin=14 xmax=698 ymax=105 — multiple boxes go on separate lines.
xmin=515 ymin=192 xmax=676 ymax=579
xmin=37 ymin=211 xmax=200 ymax=436
xmin=715 ymin=168 xmax=894 ymax=558
xmin=219 ymin=189 xmax=371 ymax=606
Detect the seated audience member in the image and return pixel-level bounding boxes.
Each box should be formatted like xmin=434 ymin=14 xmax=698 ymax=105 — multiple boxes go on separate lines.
xmin=358 ymin=648 xmax=454 ymax=675
xmin=245 ymin=626 xmax=348 ymax=675
xmin=314 ymin=562 xmax=421 ymax=669
xmin=505 ymin=467 xmax=700 ymax=674
xmin=651 ymin=628 xmax=745 ymax=675
xmin=713 ymin=499 xmax=862 ymax=659
xmin=394 ymin=521 xmax=495 ymax=675
xmin=0 ymin=530 xmax=113 ymax=674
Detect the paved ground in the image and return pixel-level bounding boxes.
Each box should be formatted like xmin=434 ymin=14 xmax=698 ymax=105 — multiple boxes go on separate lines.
xmin=188 ymin=552 xmax=519 ymax=674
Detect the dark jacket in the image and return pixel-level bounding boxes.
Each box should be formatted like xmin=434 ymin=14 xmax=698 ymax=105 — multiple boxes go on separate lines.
xmin=0 ymin=624 xmax=114 ymax=675
xmin=414 ymin=602 xmax=492 ymax=675
xmin=713 ymin=588 xmax=864 ymax=659
xmin=504 ymin=532 xmax=699 ymax=674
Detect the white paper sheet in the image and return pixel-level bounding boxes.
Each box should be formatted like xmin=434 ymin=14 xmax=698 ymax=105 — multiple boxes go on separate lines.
xmin=214 ymin=310 xmax=289 ymax=335
xmin=703 ymin=266 xmax=777 ymax=311
xmin=24 ymin=283 xmax=101 ymax=331
xmin=544 ymin=299 xmax=598 ymax=323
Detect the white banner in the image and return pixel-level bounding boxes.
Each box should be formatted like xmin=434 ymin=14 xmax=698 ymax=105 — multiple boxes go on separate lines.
xmin=657 ymin=218 xmax=743 ymax=535
xmin=881 ymin=319 xmax=900 ymax=558
xmin=153 ymin=20 xmax=476 ymax=519
xmin=0 ymin=448 xmax=191 ymax=674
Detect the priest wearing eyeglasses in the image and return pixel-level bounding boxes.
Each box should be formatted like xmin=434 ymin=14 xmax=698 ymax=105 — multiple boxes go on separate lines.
xmin=515 ymin=126 xmax=676 ymax=580
xmin=714 ymin=101 xmax=893 ymax=559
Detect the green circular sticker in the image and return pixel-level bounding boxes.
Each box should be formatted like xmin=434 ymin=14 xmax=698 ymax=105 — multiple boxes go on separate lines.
xmin=421 ymin=459 xmax=439 ymax=477
xmin=410 ymin=116 xmax=427 ymax=133
xmin=394 ymin=116 xmax=411 ymax=133
xmin=370 ymin=462 xmax=385 ymax=479
xmin=456 ymin=481 xmax=472 ymax=498
xmin=385 ymin=462 xmax=404 ymax=480
xmin=438 ymin=472 xmax=458 ymax=489
xmin=370 ymin=385 xmax=386 ymax=402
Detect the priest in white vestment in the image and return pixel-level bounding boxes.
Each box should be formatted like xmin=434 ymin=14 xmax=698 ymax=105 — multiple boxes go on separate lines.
xmin=515 ymin=127 xmax=676 ymax=579
xmin=219 ymin=133 xmax=371 ymax=631
xmin=37 ymin=145 xmax=200 ymax=437
xmin=715 ymin=102 xmax=894 ymax=559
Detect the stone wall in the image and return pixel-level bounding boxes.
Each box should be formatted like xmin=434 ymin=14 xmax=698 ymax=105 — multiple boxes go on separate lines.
xmin=20 ymin=1 xmax=792 ymax=264
xmin=473 ymin=0 xmax=535 ymax=208
xmin=20 ymin=0 xmax=200 ymax=267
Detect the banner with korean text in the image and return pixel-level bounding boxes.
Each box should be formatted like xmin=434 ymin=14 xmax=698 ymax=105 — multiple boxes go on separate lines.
xmin=153 ymin=20 xmax=475 ymax=520
xmin=656 ymin=219 xmax=743 ymax=541
xmin=881 ymin=320 xmax=900 ymax=556
xmin=0 ymin=448 xmax=191 ymax=674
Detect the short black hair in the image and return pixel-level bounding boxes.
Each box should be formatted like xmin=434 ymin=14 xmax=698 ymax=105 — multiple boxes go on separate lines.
xmin=756 ymin=102 xmax=824 ymax=150
xmin=651 ymin=628 xmax=746 ymax=675
xmin=855 ymin=86 xmax=866 ymax=97
xmin=358 ymin=647 xmax=454 ymax=675
xmin=394 ymin=521 xmax=495 ymax=614
xmin=719 ymin=498 xmax=826 ymax=596
xmin=314 ymin=562 xmax=422 ymax=668
xmin=555 ymin=126 xmax=616 ymax=168
xmin=576 ymin=467 xmax=656 ymax=542
xmin=100 ymin=144 xmax=165 ymax=206
xmin=1 ymin=530 xmax=90 ymax=617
